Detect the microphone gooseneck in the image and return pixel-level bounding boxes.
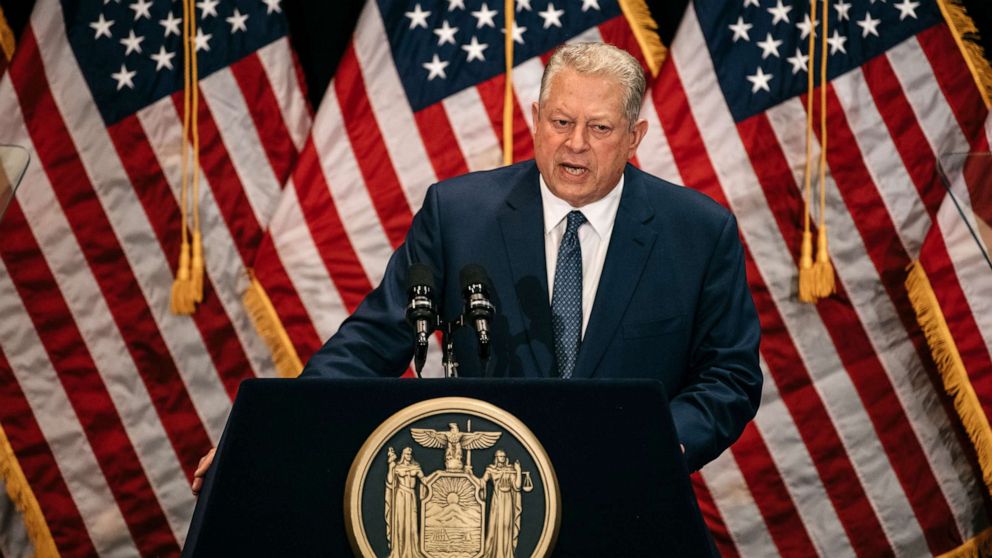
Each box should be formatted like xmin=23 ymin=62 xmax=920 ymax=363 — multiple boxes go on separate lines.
xmin=405 ymin=263 xmax=437 ymax=376
xmin=460 ymin=264 xmax=495 ymax=363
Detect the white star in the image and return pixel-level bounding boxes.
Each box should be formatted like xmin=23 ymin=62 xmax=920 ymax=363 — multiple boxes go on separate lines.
xmin=894 ymin=0 xmax=919 ymax=20
xmin=406 ymin=4 xmax=431 ymax=29
xmin=159 ymin=12 xmax=181 ymax=37
xmin=581 ymin=0 xmax=600 ymax=11
xmin=728 ymin=17 xmax=753 ymax=42
xmin=796 ymin=14 xmax=816 ymax=40
xmin=501 ymin=24 xmax=526 ymax=44
xmin=227 ymin=8 xmax=249 ymax=33
xmin=786 ymin=47 xmax=809 ymax=74
xmin=857 ymin=13 xmax=881 ymax=37
xmin=90 ymin=14 xmax=114 ymax=39
xmin=462 ymin=35 xmax=488 ymax=62
xmin=262 ymin=0 xmax=281 ymax=14
xmin=743 ymin=0 xmax=759 ymax=6
xmin=422 ymin=54 xmax=449 ymax=80
xmin=433 ymin=20 xmax=458 ymax=45
xmin=129 ymin=0 xmax=152 ymax=21
xmin=448 ymin=0 xmax=465 ymax=9
xmin=197 ymin=0 xmax=219 ymax=19
xmin=834 ymin=1 xmax=852 ymax=21
xmin=119 ymin=30 xmax=144 ymax=55
xmin=194 ymin=27 xmax=212 ymax=51
xmin=767 ymin=0 xmax=793 ymax=25
xmin=112 ymin=63 xmax=136 ymax=90
xmin=827 ymin=30 xmax=847 ymax=54
xmin=746 ymin=66 xmax=773 ymax=93
xmin=151 ymin=45 xmax=176 ymax=70
xmin=516 ymin=0 xmax=531 ymax=11
xmin=472 ymin=3 xmax=498 ymax=28
xmin=757 ymin=33 xmax=783 ymax=59
xmin=538 ymin=2 xmax=564 ymax=28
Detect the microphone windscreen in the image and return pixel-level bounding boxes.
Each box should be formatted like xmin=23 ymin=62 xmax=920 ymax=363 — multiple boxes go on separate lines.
xmin=407 ymin=263 xmax=435 ymax=291
xmin=459 ymin=263 xmax=491 ymax=291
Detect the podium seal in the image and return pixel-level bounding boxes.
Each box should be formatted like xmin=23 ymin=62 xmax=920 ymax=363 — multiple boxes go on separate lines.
xmin=345 ymin=397 xmax=560 ymax=558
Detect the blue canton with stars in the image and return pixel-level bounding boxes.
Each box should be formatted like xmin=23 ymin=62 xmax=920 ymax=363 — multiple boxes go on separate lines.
xmin=378 ymin=0 xmax=621 ymax=112
xmin=63 ymin=0 xmax=288 ymax=126
xmin=695 ymin=0 xmax=943 ymax=123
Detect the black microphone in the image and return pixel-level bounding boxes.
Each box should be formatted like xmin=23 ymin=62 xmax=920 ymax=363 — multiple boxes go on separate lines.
xmin=459 ymin=264 xmax=495 ymax=363
xmin=406 ymin=263 xmax=437 ymax=375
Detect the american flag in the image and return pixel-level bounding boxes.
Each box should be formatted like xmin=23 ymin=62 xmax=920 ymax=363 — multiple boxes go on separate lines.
xmin=638 ymin=0 xmax=992 ymax=555
xmin=0 ymin=0 xmax=310 ymax=554
xmin=253 ymin=0 xmax=992 ymax=557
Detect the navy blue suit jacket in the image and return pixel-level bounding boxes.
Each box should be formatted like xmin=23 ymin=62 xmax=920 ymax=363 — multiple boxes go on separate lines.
xmin=302 ymin=161 xmax=761 ymax=471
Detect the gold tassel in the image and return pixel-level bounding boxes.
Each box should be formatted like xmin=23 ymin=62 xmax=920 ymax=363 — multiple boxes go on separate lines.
xmin=243 ymin=271 xmax=304 ymax=377
xmin=170 ymin=241 xmax=194 ymax=315
xmin=812 ymin=226 xmax=835 ymax=298
xmin=0 ymin=423 xmax=60 ymax=557
xmin=617 ymin=0 xmax=668 ymax=78
xmin=937 ymin=0 xmax=992 ymax=110
xmin=797 ymin=0 xmax=820 ymax=304
xmin=190 ymin=229 xmax=204 ymax=303
xmin=798 ymin=230 xmax=817 ymax=302
xmin=937 ymin=526 xmax=992 ymax=558
xmin=906 ymin=261 xmax=992 ymax=498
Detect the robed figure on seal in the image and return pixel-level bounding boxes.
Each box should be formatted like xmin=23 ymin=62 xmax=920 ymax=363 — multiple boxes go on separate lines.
xmin=385 ymin=447 xmax=427 ymax=558
xmin=480 ymin=450 xmax=522 ymax=558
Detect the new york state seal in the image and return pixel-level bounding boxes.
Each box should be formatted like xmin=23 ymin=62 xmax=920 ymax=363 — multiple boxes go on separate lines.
xmin=345 ymin=398 xmax=560 ymax=558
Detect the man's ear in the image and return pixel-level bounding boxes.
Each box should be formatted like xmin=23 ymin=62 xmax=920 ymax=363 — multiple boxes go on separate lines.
xmin=628 ymin=118 xmax=648 ymax=157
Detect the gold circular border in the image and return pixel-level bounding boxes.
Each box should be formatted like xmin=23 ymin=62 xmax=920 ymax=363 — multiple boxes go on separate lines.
xmin=344 ymin=397 xmax=561 ymax=558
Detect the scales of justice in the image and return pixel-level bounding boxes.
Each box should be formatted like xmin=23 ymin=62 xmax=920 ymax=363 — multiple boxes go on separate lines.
xmin=383 ymin=420 xmax=534 ymax=558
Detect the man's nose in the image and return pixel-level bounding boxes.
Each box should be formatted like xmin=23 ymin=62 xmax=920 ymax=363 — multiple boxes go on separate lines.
xmin=565 ymin=124 xmax=589 ymax=152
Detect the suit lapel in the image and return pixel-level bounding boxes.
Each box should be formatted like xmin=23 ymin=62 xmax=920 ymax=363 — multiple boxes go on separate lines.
xmin=573 ymin=167 xmax=657 ymax=378
xmin=497 ymin=164 xmax=556 ymax=377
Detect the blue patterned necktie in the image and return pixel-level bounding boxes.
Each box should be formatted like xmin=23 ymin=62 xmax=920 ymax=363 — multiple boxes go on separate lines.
xmin=552 ymin=210 xmax=586 ymax=378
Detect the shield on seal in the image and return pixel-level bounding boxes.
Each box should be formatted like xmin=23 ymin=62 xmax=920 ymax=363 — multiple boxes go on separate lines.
xmin=420 ymin=470 xmax=486 ymax=558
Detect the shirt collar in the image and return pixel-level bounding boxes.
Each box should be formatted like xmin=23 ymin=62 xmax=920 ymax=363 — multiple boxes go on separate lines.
xmin=539 ymin=172 xmax=625 ymax=237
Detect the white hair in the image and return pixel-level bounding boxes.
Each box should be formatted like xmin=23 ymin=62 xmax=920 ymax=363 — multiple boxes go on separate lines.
xmin=539 ymin=42 xmax=647 ymax=128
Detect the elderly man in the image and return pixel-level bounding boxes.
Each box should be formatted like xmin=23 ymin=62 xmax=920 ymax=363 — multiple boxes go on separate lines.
xmin=193 ymin=43 xmax=760 ymax=493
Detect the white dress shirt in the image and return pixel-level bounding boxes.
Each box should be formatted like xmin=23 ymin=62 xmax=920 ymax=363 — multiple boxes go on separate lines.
xmin=540 ymin=174 xmax=624 ymax=338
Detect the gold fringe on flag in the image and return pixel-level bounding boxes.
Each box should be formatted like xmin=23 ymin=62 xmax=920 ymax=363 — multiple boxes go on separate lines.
xmin=502 ymin=0 xmax=515 ymax=166
xmin=0 ymin=5 xmax=15 ymax=62
xmin=906 ymin=261 xmax=992 ymax=497
xmin=937 ymin=0 xmax=992 ymax=109
xmin=938 ymin=526 xmax=992 ymax=558
xmin=0 ymin=423 xmax=60 ymax=557
xmin=243 ymin=271 xmax=303 ymax=377
xmin=171 ymin=0 xmax=204 ymax=314
xmin=617 ymin=0 xmax=667 ymax=78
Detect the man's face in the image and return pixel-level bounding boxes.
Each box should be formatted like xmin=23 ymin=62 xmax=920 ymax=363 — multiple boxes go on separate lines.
xmin=532 ymin=68 xmax=647 ymax=207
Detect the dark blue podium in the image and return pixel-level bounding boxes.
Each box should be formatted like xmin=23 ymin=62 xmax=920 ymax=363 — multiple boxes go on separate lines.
xmin=182 ymin=378 xmax=716 ymax=557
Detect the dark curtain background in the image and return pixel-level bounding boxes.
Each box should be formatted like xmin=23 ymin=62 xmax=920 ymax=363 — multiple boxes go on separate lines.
xmin=1 ymin=0 xmax=990 ymax=113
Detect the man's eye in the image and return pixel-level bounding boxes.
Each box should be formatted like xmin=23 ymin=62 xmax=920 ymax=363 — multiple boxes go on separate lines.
xmin=553 ymin=119 xmax=570 ymax=128
xmin=592 ymin=124 xmax=611 ymax=133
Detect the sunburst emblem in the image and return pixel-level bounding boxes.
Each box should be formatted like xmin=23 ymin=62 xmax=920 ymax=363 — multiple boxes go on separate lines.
xmin=430 ymin=476 xmax=477 ymax=507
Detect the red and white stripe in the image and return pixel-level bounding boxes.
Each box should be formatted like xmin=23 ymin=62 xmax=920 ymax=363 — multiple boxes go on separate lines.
xmin=0 ymin=0 xmax=311 ymax=554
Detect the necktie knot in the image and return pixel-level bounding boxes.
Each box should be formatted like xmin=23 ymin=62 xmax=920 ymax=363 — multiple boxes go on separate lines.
xmin=565 ymin=210 xmax=586 ymax=236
